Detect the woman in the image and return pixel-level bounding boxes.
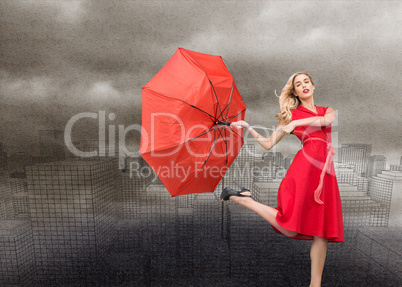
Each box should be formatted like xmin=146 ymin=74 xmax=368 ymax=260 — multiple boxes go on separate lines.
xmin=222 ymin=72 xmax=344 ymax=287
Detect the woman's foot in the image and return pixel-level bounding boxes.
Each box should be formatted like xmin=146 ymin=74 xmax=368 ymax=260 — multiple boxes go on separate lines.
xmin=220 ymin=187 xmax=252 ymax=201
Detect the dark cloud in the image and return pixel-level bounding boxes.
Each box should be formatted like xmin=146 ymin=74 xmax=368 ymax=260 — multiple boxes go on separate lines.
xmin=0 ymin=0 xmax=401 ymax=163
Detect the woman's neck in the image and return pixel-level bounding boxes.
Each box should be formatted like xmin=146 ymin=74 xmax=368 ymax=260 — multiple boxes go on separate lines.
xmin=300 ymin=99 xmax=315 ymax=110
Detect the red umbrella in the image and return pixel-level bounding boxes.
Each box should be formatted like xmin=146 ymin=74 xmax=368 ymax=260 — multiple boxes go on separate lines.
xmin=140 ymin=48 xmax=246 ymax=196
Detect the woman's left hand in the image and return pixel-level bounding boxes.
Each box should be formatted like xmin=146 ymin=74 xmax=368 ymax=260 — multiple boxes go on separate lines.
xmin=281 ymin=122 xmax=296 ymax=135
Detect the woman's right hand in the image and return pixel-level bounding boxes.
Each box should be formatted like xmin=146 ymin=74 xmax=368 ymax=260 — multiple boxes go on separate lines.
xmin=230 ymin=120 xmax=249 ymax=130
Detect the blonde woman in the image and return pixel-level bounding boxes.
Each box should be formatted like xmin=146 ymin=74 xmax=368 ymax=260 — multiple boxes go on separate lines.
xmin=222 ymin=72 xmax=344 ymax=287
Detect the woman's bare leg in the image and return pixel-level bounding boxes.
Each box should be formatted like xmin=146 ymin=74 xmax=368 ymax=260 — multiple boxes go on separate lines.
xmin=227 ymin=192 xmax=298 ymax=237
xmin=309 ymin=236 xmax=328 ymax=287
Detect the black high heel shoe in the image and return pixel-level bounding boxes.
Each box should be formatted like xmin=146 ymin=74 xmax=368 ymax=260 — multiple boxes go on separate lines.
xmin=220 ymin=187 xmax=251 ymax=201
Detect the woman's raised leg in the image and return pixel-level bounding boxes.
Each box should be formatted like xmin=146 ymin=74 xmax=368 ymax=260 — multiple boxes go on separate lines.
xmin=309 ymin=236 xmax=328 ymax=287
xmin=227 ymin=192 xmax=298 ymax=238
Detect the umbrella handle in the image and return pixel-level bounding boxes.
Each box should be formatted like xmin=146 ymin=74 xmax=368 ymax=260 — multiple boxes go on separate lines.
xmin=215 ymin=121 xmax=231 ymax=126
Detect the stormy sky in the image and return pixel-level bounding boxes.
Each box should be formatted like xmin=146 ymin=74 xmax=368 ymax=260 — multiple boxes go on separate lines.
xmin=0 ymin=0 xmax=401 ymax=165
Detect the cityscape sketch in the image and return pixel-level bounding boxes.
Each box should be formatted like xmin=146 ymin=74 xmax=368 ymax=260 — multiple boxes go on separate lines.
xmin=0 ymin=136 xmax=401 ymax=286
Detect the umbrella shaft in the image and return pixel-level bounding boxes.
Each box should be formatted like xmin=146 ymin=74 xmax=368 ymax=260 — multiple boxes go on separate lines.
xmin=248 ymin=125 xmax=281 ymax=132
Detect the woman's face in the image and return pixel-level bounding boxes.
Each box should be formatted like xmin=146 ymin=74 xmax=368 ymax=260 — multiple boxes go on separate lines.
xmin=293 ymin=74 xmax=314 ymax=99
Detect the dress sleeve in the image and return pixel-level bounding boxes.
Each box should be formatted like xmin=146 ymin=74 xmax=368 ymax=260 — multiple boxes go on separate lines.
xmin=322 ymin=106 xmax=328 ymax=116
xmin=321 ymin=106 xmax=332 ymax=136
xmin=291 ymin=108 xmax=299 ymax=121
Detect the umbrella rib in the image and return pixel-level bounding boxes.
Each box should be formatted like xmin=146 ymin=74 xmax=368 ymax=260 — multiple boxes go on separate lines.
xmin=217 ymin=82 xmax=234 ymax=121
xmin=216 ymin=126 xmax=243 ymax=166
xmin=143 ymin=88 xmax=217 ymax=121
xmin=180 ymin=49 xmax=223 ymax=121
xmin=142 ymin=125 xmax=219 ymax=155
xmin=190 ymin=104 xmax=216 ymax=122
xmin=144 ymin=126 xmax=243 ymax=164
xmin=213 ymin=125 xmax=244 ymax=150
xmin=211 ymin=126 xmax=227 ymax=166
xmin=227 ymin=108 xmax=246 ymax=122
xmin=228 ymin=128 xmax=244 ymax=141
xmin=225 ymin=82 xmax=234 ymax=119
xmin=187 ymin=125 xmax=217 ymax=141
xmin=173 ymin=131 xmax=222 ymax=197
xmin=225 ymin=128 xmax=229 ymax=164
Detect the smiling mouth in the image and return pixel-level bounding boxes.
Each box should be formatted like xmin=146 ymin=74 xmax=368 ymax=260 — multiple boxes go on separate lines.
xmin=303 ymin=89 xmax=309 ymax=93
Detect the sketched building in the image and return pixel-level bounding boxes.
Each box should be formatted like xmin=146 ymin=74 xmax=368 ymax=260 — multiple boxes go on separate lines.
xmin=125 ymin=156 xmax=153 ymax=187
xmin=25 ymin=158 xmax=118 ymax=284
xmin=367 ymin=155 xmax=387 ymax=178
xmin=369 ymin=170 xmax=402 ymax=227
xmin=390 ymin=164 xmax=402 ymax=171
xmin=284 ymin=153 xmax=296 ymax=170
xmin=338 ymin=144 xmax=372 ymax=176
xmin=0 ymin=171 xmax=13 ymax=220
xmin=9 ymin=176 xmax=29 ymax=219
xmin=223 ymin=143 xmax=255 ymax=191
xmin=192 ymin=193 xmax=229 ymax=278
xmin=262 ymin=151 xmax=284 ymax=168
xmin=335 ymin=163 xmax=356 ymax=184
xmin=120 ymin=172 xmax=146 ymax=219
xmin=141 ymin=186 xmax=180 ymax=283
xmin=331 ymin=163 xmax=377 ymax=227
xmin=0 ymin=220 xmax=35 ymax=285
xmin=8 ymin=152 xmax=33 ymax=176
xmin=175 ymin=194 xmax=195 ymax=278
xmin=257 ymin=151 xmax=286 ymax=181
xmin=254 ymin=159 xmax=276 ymax=182
xmin=227 ymin=204 xmax=270 ymax=284
xmin=253 ymin=181 xmax=281 ymax=206
xmin=389 ymin=156 xmax=402 ymax=171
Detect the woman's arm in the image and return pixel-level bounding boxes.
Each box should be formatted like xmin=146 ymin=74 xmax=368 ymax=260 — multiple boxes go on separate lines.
xmin=231 ymin=118 xmax=287 ymax=151
xmin=281 ymin=107 xmax=335 ymax=134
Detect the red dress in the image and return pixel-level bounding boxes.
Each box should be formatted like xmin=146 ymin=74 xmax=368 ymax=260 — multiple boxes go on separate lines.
xmin=273 ymin=105 xmax=344 ymax=242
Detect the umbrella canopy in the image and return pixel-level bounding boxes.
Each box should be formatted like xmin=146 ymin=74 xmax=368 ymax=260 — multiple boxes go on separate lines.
xmin=140 ymin=48 xmax=247 ymax=196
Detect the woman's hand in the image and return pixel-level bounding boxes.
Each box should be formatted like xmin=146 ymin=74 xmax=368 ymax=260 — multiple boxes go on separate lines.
xmin=280 ymin=122 xmax=296 ymax=135
xmin=230 ymin=120 xmax=249 ymax=130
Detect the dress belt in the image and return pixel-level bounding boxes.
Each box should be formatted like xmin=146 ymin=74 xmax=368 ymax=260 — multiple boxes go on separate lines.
xmin=302 ymin=137 xmax=336 ymax=204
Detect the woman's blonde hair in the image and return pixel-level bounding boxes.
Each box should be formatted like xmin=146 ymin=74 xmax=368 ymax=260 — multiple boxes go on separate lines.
xmin=275 ymin=72 xmax=314 ymax=123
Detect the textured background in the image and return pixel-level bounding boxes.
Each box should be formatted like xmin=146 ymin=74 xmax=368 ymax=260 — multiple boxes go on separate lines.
xmin=0 ymin=0 xmax=401 ymax=163
xmin=0 ymin=1 xmax=401 ymax=285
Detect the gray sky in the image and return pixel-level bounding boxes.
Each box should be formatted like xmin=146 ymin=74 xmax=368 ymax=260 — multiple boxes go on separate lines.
xmin=1 ymin=0 xmax=401 ymax=165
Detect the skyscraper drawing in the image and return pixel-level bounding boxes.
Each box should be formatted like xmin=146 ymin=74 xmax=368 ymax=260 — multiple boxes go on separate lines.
xmin=369 ymin=170 xmax=402 ymax=227
xmin=223 ymin=143 xmax=255 ymax=190
xmin=0 ymin=171 xmax=13 ymax=220
xmin=367 ymin=155 xmax=387 ymax=178
xmin=338 ymin=144 xmax=372 ymax=176
xmin=25 ymin=158 xmax=118 ymax=284
xmin=0 ymin=220 xmax=35 ymax=285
